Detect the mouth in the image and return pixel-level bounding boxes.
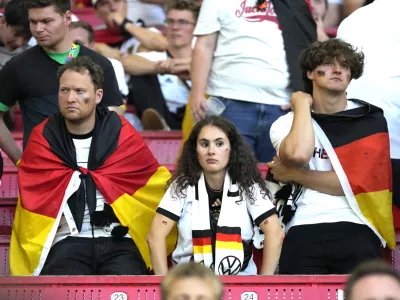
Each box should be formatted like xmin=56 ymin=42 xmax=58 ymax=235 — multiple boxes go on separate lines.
xmin=66 ymin=107 xmax=78 ymax=111
xmin=330 ymin=78 xmax=342 ymax=81
xmin=206 ymin=159 xmax=218 ymax=164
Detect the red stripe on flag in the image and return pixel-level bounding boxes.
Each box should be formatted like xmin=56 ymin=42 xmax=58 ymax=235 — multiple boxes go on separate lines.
xmin=335 ymin=133 xmax=392 ymax=195
xmin=216 ymin=233 xmax=242 ymax=243
xmin=192 ymin=237 xmax=212 ymax=247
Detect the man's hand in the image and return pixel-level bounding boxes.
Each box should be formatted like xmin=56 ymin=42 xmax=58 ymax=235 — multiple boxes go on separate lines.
xmin=266 ymin=156 xmax=298 ymax=184
xmin=106 ymin=12 xmax=125 ymax=28
xmin=191 ymin=94 xmax=208 ymax=121
xmin=290 ymin=91 xmax=313 ymax=112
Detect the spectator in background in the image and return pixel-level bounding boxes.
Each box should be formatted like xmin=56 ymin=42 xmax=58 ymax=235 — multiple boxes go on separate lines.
xmin=69 ymin=21 xmax=129 ymax=98
xmin=0 ymin=0 xmax=32 ymax=68
xmin=0 ymin=0 xmax=32 ymax=130
xmin=92 ymin=0 xmax=167 ymax=59
xmin=310 ymin=0 xmax=330 ymax=41
xmin=268 ymin=39 xmax=395 ymax=274
xmin=121 ymin=0 xmax=198 ymax=130
xmin=160 ymin=263 xmax=224 ymax=300
xmin=147 ymin=116 xmax=284 ymax=276
xmin=10 ymin=57 xmax=176 ymax=275
xmin=189 ymin=0 xmax=316 ymax=162
xmin=0 ymin=0 xmax=122 ymax=167
xmin=345 ymin=260 xmax=400 ymax=300
xmin=337 ymin=0 xmax=400 ymax=224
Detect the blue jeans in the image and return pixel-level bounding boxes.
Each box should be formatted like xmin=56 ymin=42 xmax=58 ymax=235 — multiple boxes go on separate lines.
xmin=219 ymin=97 xmax=287 ymax=162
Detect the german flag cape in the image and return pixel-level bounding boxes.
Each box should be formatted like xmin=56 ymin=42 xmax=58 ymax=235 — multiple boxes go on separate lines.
xmin=311 ymin=99 xmax=395 ymax=249
xmin=10 ymin=108 xmax=177 ymax=275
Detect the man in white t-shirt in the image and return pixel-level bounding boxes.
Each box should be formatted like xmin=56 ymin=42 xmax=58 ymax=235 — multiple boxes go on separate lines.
xmin=337 ymin=0 xmax=400 ymax=216
xmin=268 ymin=39 xmax=384 ymax=274
xmin=121 ymin=0 xmax=197 ymax=130
xmin=190 ymin=0 xmax=293 ymax=162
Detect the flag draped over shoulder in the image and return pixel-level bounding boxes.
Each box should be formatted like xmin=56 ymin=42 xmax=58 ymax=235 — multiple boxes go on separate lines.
xmin=312 ymin=100 xmax=395 ymax=249
xmin=10 ymin=108 xmax=177 ymax=275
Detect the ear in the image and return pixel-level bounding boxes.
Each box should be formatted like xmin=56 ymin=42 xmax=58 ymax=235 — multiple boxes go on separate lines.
xmin=0 ymin=16 xmax=6 ymax=27
xmin=64 ymin=10 xmax=72 ymax=27
xmin=307 ymin=70 xmax=315 ymax=81
xmin=95 ymin=89 xmax=103 ymax=105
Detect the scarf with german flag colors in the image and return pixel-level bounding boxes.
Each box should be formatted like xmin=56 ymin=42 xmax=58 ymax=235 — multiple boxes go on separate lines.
xmin=10 ymin=107 xmax=177 ymax=275
xmin=311 ymin=99 xmax=396 ymax=249
xmin=192 ymin=173 xmax=249 ymax=275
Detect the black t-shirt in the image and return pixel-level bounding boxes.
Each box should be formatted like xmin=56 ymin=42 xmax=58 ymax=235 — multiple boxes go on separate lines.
xmin=0 ymin=45 xmax=122 ymax=147
xmin=205 ymin=180 xmax=223 ymax=221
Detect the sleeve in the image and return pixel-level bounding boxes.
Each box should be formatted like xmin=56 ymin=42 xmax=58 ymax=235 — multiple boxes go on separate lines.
xmin=136 ymin=51 xmax=167 ymax=62
xmin=99 ymin=58 xmax=123 ymax=107
xmin=108 ymin=58 xmax=129 ymax=97
xmin=156 ymin=184 xmax=185 ymax=222
xmin=0 ymin=60 xmax=21 ymax=112
xmin=193 ymin=0 xmax=221 ymax=35
xmin=269 ymin=113 xmax=294 ymax=157
xmin=247 ymin=184 xmax=277 ymax=226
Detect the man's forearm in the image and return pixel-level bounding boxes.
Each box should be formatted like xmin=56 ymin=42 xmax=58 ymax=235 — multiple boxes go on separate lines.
xmin=292 ymin=169 xmax=344 ymax=196
xmin=0 ymin=117 xmax=22 ymax=164
xmin=280 ymin=103 xmax=315 ymax=167
xmin=125 ymin=23 xmax=168 ymax=52
xmin=191 ymin=45 xmax=213 ymax=98
xmin=121 ymin=55 xmax=158 ymax=75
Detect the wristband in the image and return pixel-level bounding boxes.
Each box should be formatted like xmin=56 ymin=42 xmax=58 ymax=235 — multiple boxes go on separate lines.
xmin=120 ymin=18 xmax=133 ymax=38
xmin=16 ymin=159 xmax=20 ymax=168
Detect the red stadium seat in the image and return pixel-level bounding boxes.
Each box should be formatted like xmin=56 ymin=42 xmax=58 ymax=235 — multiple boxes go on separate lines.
xmin=72 ymin=7 xmax=103 ymax=28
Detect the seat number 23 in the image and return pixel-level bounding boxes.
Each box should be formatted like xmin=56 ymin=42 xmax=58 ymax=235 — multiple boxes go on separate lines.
xmin=241 ymin=292 xmax=258 ymax=300
xmin=111 ymin=292 xmax=128 ymax=300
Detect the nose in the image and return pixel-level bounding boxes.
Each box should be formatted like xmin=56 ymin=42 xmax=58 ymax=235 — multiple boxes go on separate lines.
xmin=15 ymin=38 xmax=26 ymax=48
xmin=34 ymin=22 xmax=44 ymax=32
xmin=207 ymin=144 xmax=216 ymax=156
xmin=332 ymin=62 xmax=342 ymax=74
xmin=109 ymin=2 xmax=118 ymax=12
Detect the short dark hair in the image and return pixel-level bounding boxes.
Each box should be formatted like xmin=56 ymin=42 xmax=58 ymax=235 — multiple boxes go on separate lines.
xmin=161 ymin=263 xmax=223 ymax=300
xmin=299 ymin=38 xmax=365 ymax=94
xmin=4 ymin=0 xmax=32 ymax=38
xmin=165 ymin=0 xmax=200 ymax=20
xmin=345 ymin=260 xmax=400 ymax=300
xmin=25 ymin=0 xmax=71 ymax=15
xmin=57 ymin=56 xmax=104 ymax=90
xmin=69 ymin=21 xmax=94 ymax=44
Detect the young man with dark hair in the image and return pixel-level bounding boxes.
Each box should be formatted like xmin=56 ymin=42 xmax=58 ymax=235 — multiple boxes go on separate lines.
xmin=121 ymin=0 xmax=199 ymax=130
xmin=345 ymin=260 xmax=400 ymax=300
xmin=0 ymin=0 xmax=32 ymax=67
xmin=268 ymin=39 xmax=395 ymax=274
xmin=9 ymin=56 xmax=175 ymax=276
xmin=0 ymin=0 xmax=123 ymax=167
xmin=160 ymin=263 xmax=223 ymax=300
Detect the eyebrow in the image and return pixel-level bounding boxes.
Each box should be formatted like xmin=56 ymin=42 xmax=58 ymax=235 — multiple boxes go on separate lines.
xmin=199 ymin=137 xmax=225 ymax=142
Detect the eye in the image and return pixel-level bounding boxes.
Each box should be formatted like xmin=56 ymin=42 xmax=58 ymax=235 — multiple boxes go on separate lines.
xmin=76 ymin=89 xmax=84 ymax=94
xmin=200 ymin=142 xmax=208 ymax=148
xmin=342 ymin=64 xmax=349 ymax=69
xmin=324 ymin=61 xmax=333 ymax=66
xmin=216 ymin=141 xmax=224 ymax=147
xmin=60 ymin=88 xmax=68 ymax=93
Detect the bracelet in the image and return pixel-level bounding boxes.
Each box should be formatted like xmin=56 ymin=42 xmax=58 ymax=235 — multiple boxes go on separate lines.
xmin=15 ymin=159 xmax=20 ymax=168
xmin=120 ymin=18 xmax=133 ymax=38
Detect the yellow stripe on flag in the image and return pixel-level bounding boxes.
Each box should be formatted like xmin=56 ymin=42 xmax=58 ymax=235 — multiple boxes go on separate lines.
xmin=216 ymin=241 xmax=244 ymax=251
xmin=111 ymin=166 xmax=177 ymax=269
xmin=10 ymin=198 xmax=56 ymax=275
xmin=355 ymin=189 xmax=396 ymax=249
xmin=193 ymin=245 xmax=213 ymax=254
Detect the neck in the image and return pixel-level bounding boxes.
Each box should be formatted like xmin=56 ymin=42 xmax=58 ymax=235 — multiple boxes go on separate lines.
xmin=168 ymin=45 xmax=192 ymax=58
xmin=204 ymin=170 xmax=225 ymax=191
xmin=42 ymin=32 xmax=73 ymax=53
xmin=65 ymin=116 xmax=95 ymax=136
xmin=312 ymin=89 xmax=348 ymax=114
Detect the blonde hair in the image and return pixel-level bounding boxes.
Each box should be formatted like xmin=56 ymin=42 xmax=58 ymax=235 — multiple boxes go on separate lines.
xmin=161 ymin=263 xmax=223 ymax=300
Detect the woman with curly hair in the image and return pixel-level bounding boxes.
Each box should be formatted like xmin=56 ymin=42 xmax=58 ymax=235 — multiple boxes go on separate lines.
xmin=147 ymin=116 xmax=284 ymax=275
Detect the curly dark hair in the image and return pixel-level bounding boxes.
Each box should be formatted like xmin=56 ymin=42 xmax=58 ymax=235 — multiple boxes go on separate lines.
xmin=57 ymin=56 xmax=104 ymax=91
xmin=300 ymin=38 xmax=365 ymax=94
xmin=169 ymin=116 xmax=270 ymax=203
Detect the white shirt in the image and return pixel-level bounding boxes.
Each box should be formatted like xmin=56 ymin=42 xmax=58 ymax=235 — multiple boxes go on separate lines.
xmin=269 ymin=101 xmax=364 ymax=231
xmin=54 ymin=136 xmax=129 ymax=245
xmin=157 ymin=183 xmax=276 ymax=275
xmin=127 ymin=1 xmax=165 ymax=26
xmin=337 ymin=0 xmax=400 ymax=159
xmin=194 ymin=0 xmax=290 ymax=106
xmin=108 ymin=57 xmax=129 ymax=96
xmin=137 ymin=51 xmax=191 ymax=113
